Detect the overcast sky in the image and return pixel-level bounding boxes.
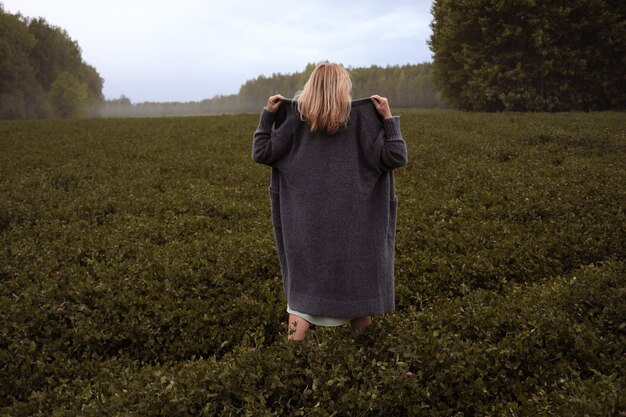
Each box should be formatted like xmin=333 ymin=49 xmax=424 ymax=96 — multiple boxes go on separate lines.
xmin=3 ymin=0 xmax=434 ymax=102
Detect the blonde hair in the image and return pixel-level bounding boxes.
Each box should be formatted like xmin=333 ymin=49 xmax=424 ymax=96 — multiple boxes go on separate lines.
xmin=294 ymin=62 xmax=352 ymax=135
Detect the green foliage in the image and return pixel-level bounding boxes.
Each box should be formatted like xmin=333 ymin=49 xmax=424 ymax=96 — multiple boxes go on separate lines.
xmin=0 ymin=6 xmax=103 ymax=119
xmin=49 ymin=72 xmax=89 ymax=118
xmin=0 ymin=111 xmax=624 ymax=415
xmin=429 ymin=0 xmax=626 ymax=111
xmin=239 ymin=62 xmax=443 ymax=112
xmin=26 ymin=17 xmax=84 ymax=91
xmin=0 ymin=7 xmax=43 ymax=119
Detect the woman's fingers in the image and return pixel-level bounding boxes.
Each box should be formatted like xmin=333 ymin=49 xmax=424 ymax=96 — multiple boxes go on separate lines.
xmin=267 ymin=94 xmax=284 ymax=113
xmin=371 ymin=95 xmax=388 ymax=109
xmin=371 ymin=95 xmax=392 ymax=119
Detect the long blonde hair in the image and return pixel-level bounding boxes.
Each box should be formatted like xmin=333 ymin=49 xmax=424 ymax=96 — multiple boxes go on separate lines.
xmin=294 ymin=62 xmax=352 ymax=135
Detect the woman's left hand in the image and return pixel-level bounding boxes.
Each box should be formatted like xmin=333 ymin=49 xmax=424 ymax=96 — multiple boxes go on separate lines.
xmin=371 ymin=95 xmax=393 ymax=119
xmin=266 ymin=94 xmax=285 ymax=113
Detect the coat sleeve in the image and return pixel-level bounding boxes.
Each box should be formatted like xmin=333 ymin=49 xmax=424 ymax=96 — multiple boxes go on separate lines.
xmin=379 ymin=116 xmax=408 ymax=172
xmin=251 ymin=107 xmax=294 ymax=167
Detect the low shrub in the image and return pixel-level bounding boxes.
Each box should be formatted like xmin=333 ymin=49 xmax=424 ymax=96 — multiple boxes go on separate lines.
xmin=0 ymin=111 xmax=624 ymax=415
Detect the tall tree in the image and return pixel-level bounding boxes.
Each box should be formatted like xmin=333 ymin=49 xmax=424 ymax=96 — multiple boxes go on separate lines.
xmin=429 ymin=0 xmax=626 ymax=111
xmin=0 ymin=6 xmax=103 ymax=119
xmin=49 ymin=71 xmax=88 ymax=118
xmin=0 ymin=7 xmax=43 ymax=118
xmin=27 ymin=17 xmax=83 ymax=91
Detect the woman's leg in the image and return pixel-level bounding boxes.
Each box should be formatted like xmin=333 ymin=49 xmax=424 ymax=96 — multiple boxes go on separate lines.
xmin=288 ymin=313 xmax=310 ymax=341
xmin=350 ymin=316 xmax=372 ymax=335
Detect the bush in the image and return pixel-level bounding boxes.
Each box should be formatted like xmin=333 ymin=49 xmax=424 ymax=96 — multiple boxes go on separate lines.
xmin=0 ymin=111 xmax=624 ymax=415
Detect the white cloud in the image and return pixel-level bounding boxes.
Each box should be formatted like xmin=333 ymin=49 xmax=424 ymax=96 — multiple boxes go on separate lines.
xmin=2 ymin=0 xmax=434 ymax=101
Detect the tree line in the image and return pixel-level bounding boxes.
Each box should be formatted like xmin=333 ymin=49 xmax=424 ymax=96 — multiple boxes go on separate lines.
xmin=429 ymin=0 xmax=625 ymax=111
xmin=238 ymin=62 xmax=442 ymax=111
xmin=4 ymin=1 xmax=624 ymax=118
xmin=0 ymin=5 xmax=103 ymax=119
xmin=99 ymin=62 xmax=444 ymax=118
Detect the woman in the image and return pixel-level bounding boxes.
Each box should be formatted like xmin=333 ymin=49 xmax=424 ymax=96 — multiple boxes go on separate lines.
xmin=252 ymin=62 xmax=408 ymax=340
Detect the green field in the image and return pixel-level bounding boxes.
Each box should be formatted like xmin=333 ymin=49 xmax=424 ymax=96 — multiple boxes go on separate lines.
xmin=1 ymin=110 xmax=625 ymax=416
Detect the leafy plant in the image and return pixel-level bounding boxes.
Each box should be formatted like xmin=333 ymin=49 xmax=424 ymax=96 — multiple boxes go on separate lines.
xmin=0 ymin=111 xmax=624 ymax=415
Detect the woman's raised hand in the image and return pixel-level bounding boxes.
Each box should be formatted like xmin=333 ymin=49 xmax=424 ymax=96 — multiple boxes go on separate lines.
xmin=370 ymin=95 xmax=393 ymax=119
xmin=266 ymin=94 xmax=285 ymax=113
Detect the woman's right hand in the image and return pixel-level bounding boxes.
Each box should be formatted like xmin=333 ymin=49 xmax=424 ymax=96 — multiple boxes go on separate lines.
xmin=266 ymin=94 xmax=285 ymax=113
xmin=371 ymin=95 xmax=393 ymax=119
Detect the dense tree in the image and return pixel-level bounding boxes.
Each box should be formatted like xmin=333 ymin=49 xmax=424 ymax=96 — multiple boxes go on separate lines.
xmin=429 ymin=0 xmax=626 ymax=111
xmin=0 ymin=6 xmax=103 ymax=119
xmin=49 ymin=71 xmax=88 ymax=118
xmin=0 ymin=8 xmax=43 ymax=118
xmin=79 ymin=63 xmax=104 ymax=108
xmin=27 ymin=18 xmax=83 ymax=91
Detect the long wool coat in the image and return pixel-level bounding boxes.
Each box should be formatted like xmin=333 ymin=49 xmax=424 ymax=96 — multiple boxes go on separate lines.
xmin=252 ymin=98 xmax=408 ymax=318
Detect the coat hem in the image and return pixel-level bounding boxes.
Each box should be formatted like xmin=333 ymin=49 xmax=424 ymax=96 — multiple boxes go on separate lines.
xmin=288 ymin=290 xmax=395 ymax=319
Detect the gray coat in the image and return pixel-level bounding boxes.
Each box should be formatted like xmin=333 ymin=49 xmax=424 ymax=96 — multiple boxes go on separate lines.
xmin=252 ymin=98 xmax=408 ymax=318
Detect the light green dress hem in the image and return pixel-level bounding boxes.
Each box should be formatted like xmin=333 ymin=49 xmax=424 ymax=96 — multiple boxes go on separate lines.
xmin=287 ymin=304 xmax=352 ymax=327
